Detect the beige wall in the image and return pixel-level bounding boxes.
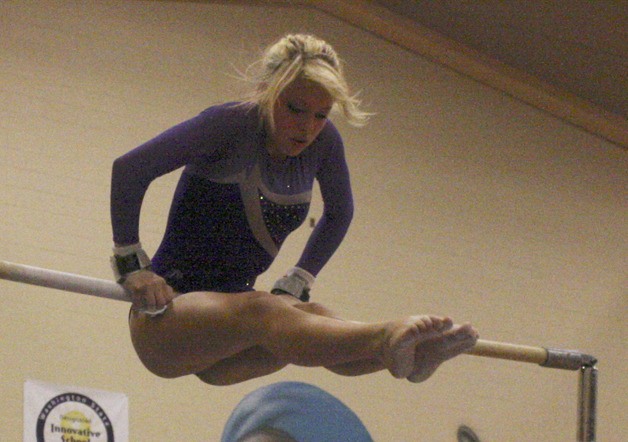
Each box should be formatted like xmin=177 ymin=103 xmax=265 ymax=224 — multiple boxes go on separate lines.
xmin=1 ymin=1 xmax=626 ymax=441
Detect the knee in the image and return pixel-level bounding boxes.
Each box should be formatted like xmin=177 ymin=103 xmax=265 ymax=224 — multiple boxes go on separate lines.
xmin=238 ymin=290 xmax=285 ymax=320
xmin=294 ymin=301 xmax=337 ymax=318
xmin=304 ymin=301 xmax=329 ymax=314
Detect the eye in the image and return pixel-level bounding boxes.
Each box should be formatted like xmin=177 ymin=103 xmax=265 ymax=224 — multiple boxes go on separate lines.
xmin=315 ymin=112 xmax=329 ymax=120
xmin=287 ymin=103 xmax=304 ymax=114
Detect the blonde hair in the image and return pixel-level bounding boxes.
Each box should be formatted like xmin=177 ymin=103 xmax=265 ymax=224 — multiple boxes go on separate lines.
xmin=242 ymin=34 xmax=370 ymax=130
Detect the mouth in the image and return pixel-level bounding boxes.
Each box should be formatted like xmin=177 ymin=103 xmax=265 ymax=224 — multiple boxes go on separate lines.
xmin=291 ymin=137 xmax=307 ymax=145
xmin=289 ymin=138 xmax=309 ymax=151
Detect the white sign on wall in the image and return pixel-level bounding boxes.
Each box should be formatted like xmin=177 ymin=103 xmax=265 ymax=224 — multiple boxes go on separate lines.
xmin=24 ymin=379 xmax=129 ymax=442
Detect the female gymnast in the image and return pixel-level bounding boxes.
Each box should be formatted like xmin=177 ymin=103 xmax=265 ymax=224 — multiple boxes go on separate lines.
xmin=110 ymin=34 xmax=478 ymax=385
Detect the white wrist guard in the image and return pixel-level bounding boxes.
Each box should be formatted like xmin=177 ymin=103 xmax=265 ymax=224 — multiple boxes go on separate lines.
xmin=110 ymin=242 xmax=152 ymax=284
xmin=271 ymin=267 xmax=315 ymax=302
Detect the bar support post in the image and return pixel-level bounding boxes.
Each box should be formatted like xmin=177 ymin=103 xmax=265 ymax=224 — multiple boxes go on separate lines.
xmin=578 ymin=364 xmax=598 ymax=442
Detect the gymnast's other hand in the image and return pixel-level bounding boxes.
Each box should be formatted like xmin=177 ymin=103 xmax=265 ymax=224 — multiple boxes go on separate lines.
xmin=123 ymin=270 xmax=175 ymax=314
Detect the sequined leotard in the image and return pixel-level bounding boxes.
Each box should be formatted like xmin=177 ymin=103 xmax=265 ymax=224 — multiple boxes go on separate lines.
xmin=110 ymin=103 xmax=353 ymax=293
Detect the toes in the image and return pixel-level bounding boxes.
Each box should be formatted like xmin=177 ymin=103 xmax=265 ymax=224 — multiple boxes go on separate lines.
xmin=409 ymin=315 xmax=432 ymax=333
xmin=450 ymin=323 xmax=479 ymax=342
xmin=437 ymin=316 xmax=454 ymax=331
xmin=415 ymin=315 xmax=454 ymax=333
xmin=428 ymin=329 xmax=478 ymax=362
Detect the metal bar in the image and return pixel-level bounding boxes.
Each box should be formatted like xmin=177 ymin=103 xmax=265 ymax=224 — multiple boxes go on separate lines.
xmin=465 ymin=339 xmax=548 ymax=365
xmin=544 ymin=348 xmax=597 ymax=371
xmin=467 ymin=340 xmax=597 ymax=371
xmin=578 ymin=365 xmax=598 ymax=442
xmin=0 ymin=260 xmax=128 ymax=301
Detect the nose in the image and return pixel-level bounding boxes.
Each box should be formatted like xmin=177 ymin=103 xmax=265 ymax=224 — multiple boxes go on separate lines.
xmin=297 ymin=113 xmax=318 ymax=137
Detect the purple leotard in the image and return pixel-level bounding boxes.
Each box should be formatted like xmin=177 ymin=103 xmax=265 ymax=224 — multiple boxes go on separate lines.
xmin=111 ymin=103 xmax=353 ymax=293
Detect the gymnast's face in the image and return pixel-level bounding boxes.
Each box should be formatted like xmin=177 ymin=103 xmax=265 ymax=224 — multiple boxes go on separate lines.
xmin=266 ymin=77 xmax=333 ymax=160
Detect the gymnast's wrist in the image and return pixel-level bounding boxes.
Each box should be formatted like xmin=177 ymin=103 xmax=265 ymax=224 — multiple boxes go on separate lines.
xmin=271 ymin=267 xmax=315 ymax=302
xmin=110 ymin=242 xmax=152 ymax=284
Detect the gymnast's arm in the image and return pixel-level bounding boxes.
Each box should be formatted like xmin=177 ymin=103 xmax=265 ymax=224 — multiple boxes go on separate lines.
xmin=110 ymin=109 xmax=225 ymax=309
xmin=294 ymin=127 xmax=354 ymax=284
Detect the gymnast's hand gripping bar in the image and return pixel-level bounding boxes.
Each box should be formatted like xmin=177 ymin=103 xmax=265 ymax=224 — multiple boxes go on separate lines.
xmin=0 ymin=260 xmax=596 ymax=370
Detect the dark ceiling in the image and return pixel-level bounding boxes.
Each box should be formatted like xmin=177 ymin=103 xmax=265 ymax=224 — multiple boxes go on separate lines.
xmin=375 ymin=0 xmax=627 ymax=118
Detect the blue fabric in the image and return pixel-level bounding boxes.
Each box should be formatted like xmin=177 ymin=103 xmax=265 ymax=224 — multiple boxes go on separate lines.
xmin=221 ymin=382 xmax=373 ymax=442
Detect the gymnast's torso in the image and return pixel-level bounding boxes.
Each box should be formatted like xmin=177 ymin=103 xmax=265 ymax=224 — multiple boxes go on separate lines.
xmin=110 ymin=103 xmax=354 ymax=293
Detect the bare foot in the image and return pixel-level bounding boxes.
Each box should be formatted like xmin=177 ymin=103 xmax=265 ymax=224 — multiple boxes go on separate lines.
xmin=382 ymin=316 xmax=453 ymax=379
xmin=407 ymin=323 xmax=479 ymax=383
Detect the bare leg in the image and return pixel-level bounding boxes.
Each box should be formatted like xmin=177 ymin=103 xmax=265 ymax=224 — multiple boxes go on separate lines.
xmin=196 ymin=297 xmax=331 ymax=385
xmin=306 ymin=314 xmax=479 ymax=380
xmin=198 ymin=297 xmax=383 ymax=383
xmin=196 ymin=346 xmax=288 ymax=385
xmin=128 ymin=290 xmax=447 ymax=382
xmin=292 ymin=300 xmax=460 ymax=378
xmin=290 ymin=296 xmax=406 ymax=376
xmin=196 ymin=322 xmax=478 ymax=382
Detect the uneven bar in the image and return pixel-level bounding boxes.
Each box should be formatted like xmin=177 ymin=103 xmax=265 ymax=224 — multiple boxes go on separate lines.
xmin=0 ymin=260 xmax=128 ymax=301
xmin=1 ymin=259 xmax=597 ymax=371
xmin=466 ymin=339 xmax=548 ymax=365
xmin=467 ymin=339 xmax=596 ymax=371
xmin=0 ymin=259 xmax=598 ymax=440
